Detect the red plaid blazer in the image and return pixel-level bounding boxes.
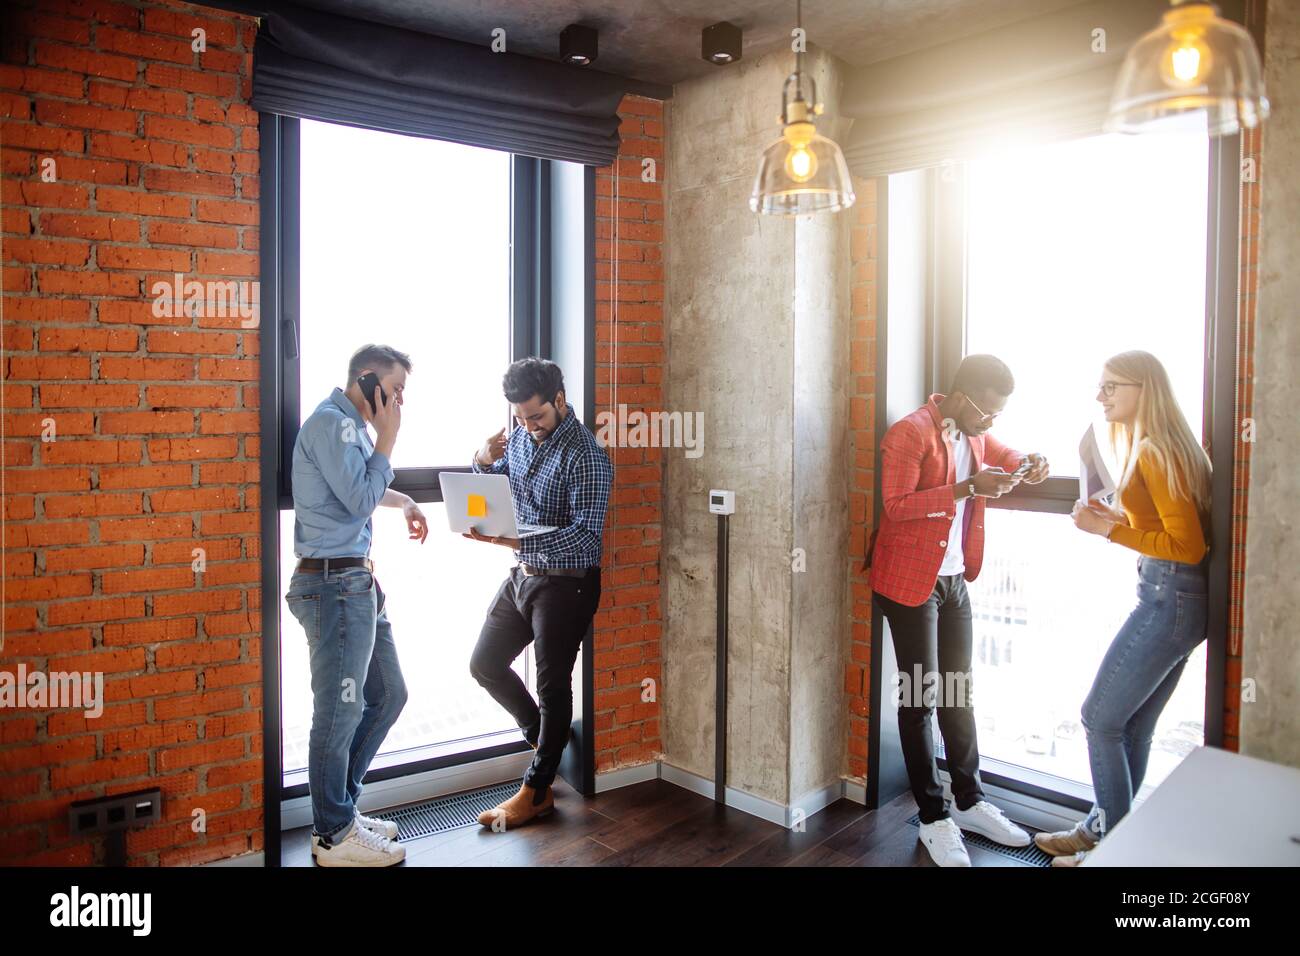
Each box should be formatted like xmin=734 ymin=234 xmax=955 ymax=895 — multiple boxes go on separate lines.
xmin=866 ymin=394 xmax=1023 ymax=607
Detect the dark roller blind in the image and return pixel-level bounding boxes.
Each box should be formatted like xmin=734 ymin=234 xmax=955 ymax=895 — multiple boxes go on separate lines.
xmin=228 ymin=0 xmax=634 ymax=165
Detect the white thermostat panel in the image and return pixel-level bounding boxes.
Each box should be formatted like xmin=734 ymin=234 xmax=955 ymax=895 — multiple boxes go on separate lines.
xmin=708 ymin=489 xmax=735 ymax=515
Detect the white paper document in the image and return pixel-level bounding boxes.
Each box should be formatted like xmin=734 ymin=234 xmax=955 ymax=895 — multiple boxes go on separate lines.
xmin=1078 ymin=424 xmax=1117 ymax=505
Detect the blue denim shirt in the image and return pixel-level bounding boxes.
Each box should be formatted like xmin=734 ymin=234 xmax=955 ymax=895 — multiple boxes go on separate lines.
xmin=292 ymin=387 xmax=395 ymax=558
xmin=471 ymin=406 xmax=613 ymax=569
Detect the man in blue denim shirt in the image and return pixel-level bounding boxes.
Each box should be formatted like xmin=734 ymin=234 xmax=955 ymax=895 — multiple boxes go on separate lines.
xmin=284 ymin=344 xmax=429 ymax=867
xmin=464 ymin=357 xmax=613 ymax=829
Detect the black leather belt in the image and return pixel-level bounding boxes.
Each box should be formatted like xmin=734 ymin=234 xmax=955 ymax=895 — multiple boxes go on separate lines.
xmin=296 ymin=556 xmax=374 ymax=573
xmin=519 ymin=563 xmax=590 ymax=578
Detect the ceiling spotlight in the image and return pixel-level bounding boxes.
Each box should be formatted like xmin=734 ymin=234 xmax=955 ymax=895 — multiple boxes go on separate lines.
xmin=560 ymin=24 xmax=598 ymax=65
xmin=702 ymin=21 xmax=742 ymax=65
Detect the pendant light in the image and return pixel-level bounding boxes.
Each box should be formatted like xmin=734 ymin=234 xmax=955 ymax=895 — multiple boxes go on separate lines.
xmin=749 ymin=0 xmax=854 ymax=216
xmin=1105 ymin=0 xmax=1269 ymax=136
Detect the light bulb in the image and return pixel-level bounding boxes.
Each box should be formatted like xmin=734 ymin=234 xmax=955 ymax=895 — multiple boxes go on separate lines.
xmin=1171 ymin=44 xmax=1200 ymax=81
xmin=1162 ymin=31 xmax=1211 ymax=86
xmin=785 ymin=144 xmax=817 ymax=182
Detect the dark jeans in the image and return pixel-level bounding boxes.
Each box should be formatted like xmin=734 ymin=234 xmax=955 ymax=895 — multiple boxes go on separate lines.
xmin=469 ymin=565 xmax=601 ymax=792
xmin=874 ymin=574 xmax=984 ymax=824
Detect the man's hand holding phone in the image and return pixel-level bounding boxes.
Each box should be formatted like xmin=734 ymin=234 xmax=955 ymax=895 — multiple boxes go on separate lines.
xmin=369 ymin=382 xmax=397 ymax=444
xmin=359 ymin=374 xmax=400 ymax=459
xmin=1015 ymin=453 xmax=1050 ymax=484
xmin=970 ymin=467 xmax=1022 ymax=498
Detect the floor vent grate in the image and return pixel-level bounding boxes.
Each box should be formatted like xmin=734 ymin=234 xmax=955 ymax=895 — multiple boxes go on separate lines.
xmin=380 ymin=781 xmax=521 ymax=840
xmin=906 ymin=813 xmax=1054 ymax=867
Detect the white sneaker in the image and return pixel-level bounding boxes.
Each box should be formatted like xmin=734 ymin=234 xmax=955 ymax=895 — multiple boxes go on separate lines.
xmin=949 ymin=800 xmax=1031 ymax=847
xmin=356 ymin=809 xmax=399 ymax=840
xmin=918 ymin=817 xmax=971 ymax=867
xmin=312 ymin=821 xmax=405 ymax=867
xmin=311 ymin=810 xmax=400 ymax=857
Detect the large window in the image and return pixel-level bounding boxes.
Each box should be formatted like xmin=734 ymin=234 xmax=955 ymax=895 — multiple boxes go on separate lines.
xmin=261 ymin=109 xmax=597 ymax=857
xmin=936 ymin=129 xmax=1211 ymax=800
xmin=279 ymin=120 xmax=520 ymax=786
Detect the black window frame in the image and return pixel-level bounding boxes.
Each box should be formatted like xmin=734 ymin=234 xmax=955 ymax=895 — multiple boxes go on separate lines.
xmin=258 ymin=113 xmax=597 ymax=864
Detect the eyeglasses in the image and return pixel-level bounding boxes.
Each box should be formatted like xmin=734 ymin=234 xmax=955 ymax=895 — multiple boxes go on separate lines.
xmin=961 ymin=392 xmax=1001 ymax=424
xmin=1098 ymin=381 xmax=1143 ymax=397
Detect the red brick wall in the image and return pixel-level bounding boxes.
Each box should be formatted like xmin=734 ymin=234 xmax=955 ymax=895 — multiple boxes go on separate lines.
xmin=0 ymin=0 xmax=262 ymax=865
xmin=591 ymin=96 xmax=664 ymax=773
xmin=844 ymin=177 xmax=879 ymax=782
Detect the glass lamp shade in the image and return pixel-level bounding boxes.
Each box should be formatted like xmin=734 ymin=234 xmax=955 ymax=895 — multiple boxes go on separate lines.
xmin=1105 ymin=1 xmax=1269 ymax=136
xmin=749 ymin=124 xmax=856 ymax=216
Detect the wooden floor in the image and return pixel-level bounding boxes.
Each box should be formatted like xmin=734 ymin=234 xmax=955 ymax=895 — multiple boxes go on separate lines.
xmin=282 ymin=777 xmax=1040 ymax=867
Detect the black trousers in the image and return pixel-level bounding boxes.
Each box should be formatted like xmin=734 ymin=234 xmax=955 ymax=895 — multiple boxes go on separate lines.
xmin=874 ymin=574 xmax=985 ymax=824
xmin=469 ymin=565 xmax=601 ymax=791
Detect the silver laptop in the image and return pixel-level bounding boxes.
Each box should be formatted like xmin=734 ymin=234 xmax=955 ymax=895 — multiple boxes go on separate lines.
xmin=438 ymin=472 xmax=557 ymax=538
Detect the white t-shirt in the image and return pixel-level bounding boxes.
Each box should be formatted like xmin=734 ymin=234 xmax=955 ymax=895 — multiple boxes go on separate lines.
xmin=938 ymin=432 xmax=973 ymax=576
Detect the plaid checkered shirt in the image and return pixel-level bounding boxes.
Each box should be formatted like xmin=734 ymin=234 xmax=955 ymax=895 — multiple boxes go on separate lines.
xmin=471 ymin=407 xmax=613 ymax=569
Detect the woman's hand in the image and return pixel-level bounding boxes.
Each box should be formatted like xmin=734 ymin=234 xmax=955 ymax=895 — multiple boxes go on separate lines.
xmin=1084 ymin=498 xmax=1127 ymax=526
xmin=1072 ymin=499 xmax=1117 ymax=537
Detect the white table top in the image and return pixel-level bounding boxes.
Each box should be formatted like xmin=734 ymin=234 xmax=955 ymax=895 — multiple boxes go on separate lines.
xmin=1083 ymin=745 xmax=1300 ymax=866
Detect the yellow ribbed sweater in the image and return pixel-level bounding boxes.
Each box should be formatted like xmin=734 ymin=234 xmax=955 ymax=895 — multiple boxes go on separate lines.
xmin=1106 ymin=446 xmax=1207 ymax=564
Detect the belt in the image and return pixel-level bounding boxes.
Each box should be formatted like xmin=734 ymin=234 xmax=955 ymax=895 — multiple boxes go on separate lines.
xmin=296 ymin=556 xmax=374 ymax=573
xmin=519 ymin=563 xmax=590 ymax=578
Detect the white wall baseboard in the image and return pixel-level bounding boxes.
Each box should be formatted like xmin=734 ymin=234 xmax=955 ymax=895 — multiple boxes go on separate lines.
xmin=596 ymin=760 xmax=873 ymax=830
xmin=593 ymin=760 xmax=660 ymax=792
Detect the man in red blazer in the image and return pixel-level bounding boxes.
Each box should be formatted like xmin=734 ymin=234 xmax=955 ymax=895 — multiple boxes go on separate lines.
xmin=868 ymin=354 xmax=1049 ymax=867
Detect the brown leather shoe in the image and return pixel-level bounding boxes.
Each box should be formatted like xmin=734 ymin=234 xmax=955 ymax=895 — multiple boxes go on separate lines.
xmin=476 ymin=781 xmax=553 ymax=830
xmin=1034 ymin=822 xmax=1099 ymax=857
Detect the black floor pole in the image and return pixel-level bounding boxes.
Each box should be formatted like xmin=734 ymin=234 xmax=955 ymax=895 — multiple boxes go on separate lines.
xmin=715 ymin=513 xmax=729 ymax=805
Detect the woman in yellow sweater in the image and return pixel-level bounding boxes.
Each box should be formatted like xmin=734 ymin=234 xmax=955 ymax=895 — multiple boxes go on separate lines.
xmin=1036 ymin=350 xmax=1211 ymax=867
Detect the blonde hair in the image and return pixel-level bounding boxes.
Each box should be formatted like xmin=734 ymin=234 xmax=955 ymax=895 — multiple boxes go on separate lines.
xmin=1104 ymin=350 xmax=1211 ymax=515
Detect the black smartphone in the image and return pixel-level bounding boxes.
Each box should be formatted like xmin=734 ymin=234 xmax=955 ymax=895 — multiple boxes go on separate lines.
xmin=356 ymin=372 xmax=387 ymax=415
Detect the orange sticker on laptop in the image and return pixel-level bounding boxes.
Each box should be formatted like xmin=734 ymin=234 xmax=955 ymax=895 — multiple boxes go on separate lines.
xmin=467 ymin=493 xmax=487 ymax=518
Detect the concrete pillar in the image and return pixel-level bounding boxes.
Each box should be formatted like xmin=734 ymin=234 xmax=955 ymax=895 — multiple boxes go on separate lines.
xmin=663 ymin=44 xmax=852 ymax=813
xmin=1240 ymin=1 xmax=1300 ymax=767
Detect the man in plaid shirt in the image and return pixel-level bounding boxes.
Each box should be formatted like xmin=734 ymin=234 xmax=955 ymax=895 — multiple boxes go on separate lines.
xmin=462 ymin=357 xmax=613 ymax=828
xmin=869 ymin=354 xmax=1049 ymax=867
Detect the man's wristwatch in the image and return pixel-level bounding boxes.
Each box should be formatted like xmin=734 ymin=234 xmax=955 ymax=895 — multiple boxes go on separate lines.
xmin=966 ymin=481 xmax=978 ymax=499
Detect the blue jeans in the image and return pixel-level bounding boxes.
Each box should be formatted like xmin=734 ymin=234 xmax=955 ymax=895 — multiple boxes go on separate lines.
xmin=285 ymin=566 xmax=408 ymax=841
xmin=1080 ymin=554 xmax=1207 ymax=839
